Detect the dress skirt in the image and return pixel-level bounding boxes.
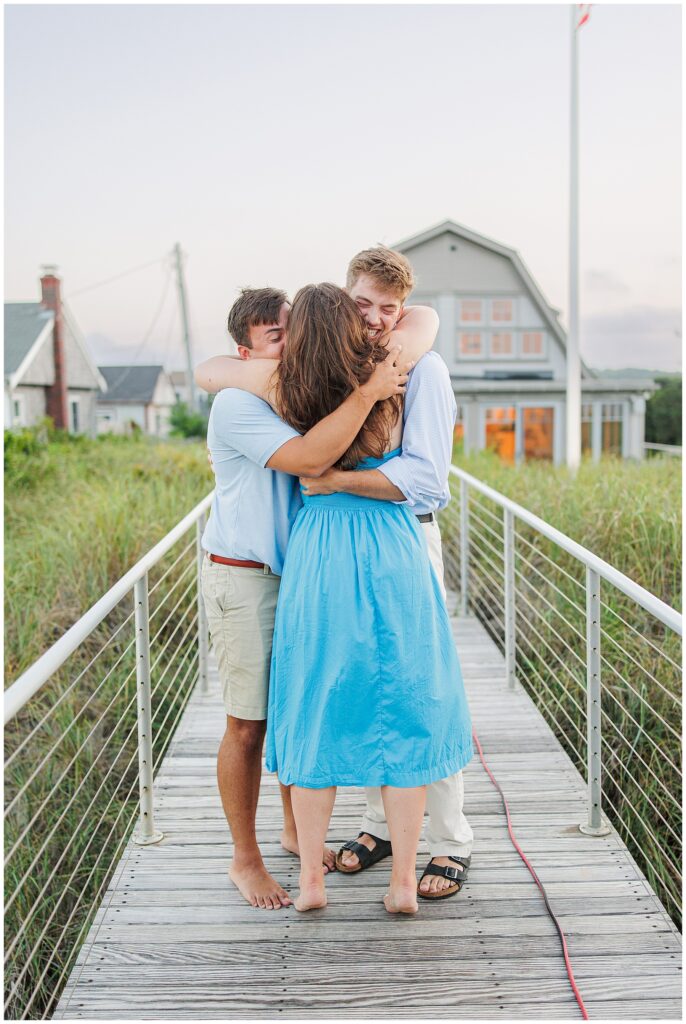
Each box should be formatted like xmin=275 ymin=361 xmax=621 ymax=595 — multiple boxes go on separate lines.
xmin=265 ymin=463 xmax=473 ymax=789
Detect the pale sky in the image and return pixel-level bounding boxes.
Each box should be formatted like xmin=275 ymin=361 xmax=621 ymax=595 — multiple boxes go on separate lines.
xmin=4 ymin=3 xmax=682 ymax=372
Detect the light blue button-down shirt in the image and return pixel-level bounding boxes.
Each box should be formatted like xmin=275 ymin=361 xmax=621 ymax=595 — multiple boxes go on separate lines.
xmin=201 ymin=389 xmax=303 ymax=575
xmin=378 ymin=352 xmax=456 ymax=515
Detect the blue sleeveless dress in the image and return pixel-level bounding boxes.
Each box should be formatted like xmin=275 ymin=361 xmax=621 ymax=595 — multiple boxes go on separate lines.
xmin=265 ymin=449 xmax=473 ymax=788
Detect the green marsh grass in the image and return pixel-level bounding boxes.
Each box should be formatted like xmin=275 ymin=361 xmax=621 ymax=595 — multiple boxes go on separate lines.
xmin=439 ymin=449 xmax=682 ymax=926
xmin=5 ymin=431 xmax=212 ymax=1018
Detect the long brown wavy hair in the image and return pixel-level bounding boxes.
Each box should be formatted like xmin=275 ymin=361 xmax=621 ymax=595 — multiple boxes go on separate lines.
xmin=274 ymin=283 xmax=401 ymax=469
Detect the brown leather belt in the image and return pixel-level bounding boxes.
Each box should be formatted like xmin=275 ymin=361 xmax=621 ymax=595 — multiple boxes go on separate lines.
xmin=209 ymin=554 xmax=267 ymax=569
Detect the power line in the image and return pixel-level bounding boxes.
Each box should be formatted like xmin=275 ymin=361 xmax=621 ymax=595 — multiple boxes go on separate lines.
xmin=66 ymin=256 xmax=168 ymax=298
xmin=100 ymin=267 xmax=175 ymax=395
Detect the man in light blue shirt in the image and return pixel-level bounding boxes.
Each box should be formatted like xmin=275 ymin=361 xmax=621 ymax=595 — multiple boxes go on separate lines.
xmin=302 ymin=257 xmax=474 ymax=900
xmin=200 ymin=287 xmax=411 ymax=912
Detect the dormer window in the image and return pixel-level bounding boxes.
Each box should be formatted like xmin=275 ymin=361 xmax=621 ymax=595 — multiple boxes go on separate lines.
xmin=459 ymin=333 xmax=483 ymax=358
xmin=460 ymin=299 xmax=482 ymax=323
xmin=491 ymin=332 xmax=513 ymax=357
xmin=522 ymin=332 xmax=544 ymax=356
xmin=491 ymin=299 xmax=513 ymax=322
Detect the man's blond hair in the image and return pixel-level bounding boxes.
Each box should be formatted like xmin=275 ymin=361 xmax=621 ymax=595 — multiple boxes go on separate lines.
xmin=346 ymin=245 xmax=415 ymax=302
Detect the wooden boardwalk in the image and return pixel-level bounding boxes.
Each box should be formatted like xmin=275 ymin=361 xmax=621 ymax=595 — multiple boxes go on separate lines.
xmin=55 ymin=612 xmax=682 ymax=1020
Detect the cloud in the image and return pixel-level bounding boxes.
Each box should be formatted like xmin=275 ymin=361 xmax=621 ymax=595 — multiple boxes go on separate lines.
xmin=581 ymin=305 xmax=682 ymax=371
xmin=584 ymin=269 xmax=631 ymax=295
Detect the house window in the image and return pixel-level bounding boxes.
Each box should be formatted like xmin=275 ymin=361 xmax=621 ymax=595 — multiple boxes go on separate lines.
xmin=522 ymin=332 xmax=544 ymax=356
xmin=458 ymin=333 xmax=483 ymax=358
xmin=491 ymin=299 xmax=513 ymax=322
xmin=602 ymin=403 xmax=623 ymax=455
xmin=12 ymin=397 xmax=25 ymax=427
xmin=460 ymin=299 xmax=482 ymax=323
xmin=522 ymin=407 xmax=554 ymax=462
xmin=70 ymin=399 xmax=80 ymax=433
xmin=581 ymin=403 xmax=593 ymax=454
xmin=491 ymin=332 xmax=513 ymax=357
xmin=485 ymin=407 xmax=516 ymax=464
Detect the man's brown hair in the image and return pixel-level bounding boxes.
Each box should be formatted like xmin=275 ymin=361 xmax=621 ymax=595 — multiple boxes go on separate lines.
xmin=227 ymin=287 xmax=288 ymax=349
xmin=346 ymin=245 xmax=415 ymax=302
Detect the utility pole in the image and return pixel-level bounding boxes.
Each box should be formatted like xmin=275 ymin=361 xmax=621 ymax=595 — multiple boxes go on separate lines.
xmin=173 ymin=242 xmax=198 ymax=411
xmin=566 ymin=4 xmax=582 ymax=471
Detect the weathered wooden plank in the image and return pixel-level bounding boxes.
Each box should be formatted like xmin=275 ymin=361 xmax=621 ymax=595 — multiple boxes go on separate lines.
xmin=82 ymin=913 xmax=676 ymax=944
xmin=55 ymin=1002 xmax=684 ymax=1020
xmin=69 ymin=935 xmax=683 ymax=970
xmin=52 ymin=973 xmax=683 ymax=1012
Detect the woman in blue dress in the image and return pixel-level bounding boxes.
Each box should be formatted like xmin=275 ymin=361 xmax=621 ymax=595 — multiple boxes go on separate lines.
xmin=201 ymin=283 xmax=472 ymax=914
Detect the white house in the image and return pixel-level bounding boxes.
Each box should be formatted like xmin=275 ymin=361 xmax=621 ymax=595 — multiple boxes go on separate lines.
xmin=96 ymin=365 xmax=177 ymax=437
xmin=395 ymin=221 xmax=657 ymax=463
xmin=4 ymin=271 xmax=106 ymax=437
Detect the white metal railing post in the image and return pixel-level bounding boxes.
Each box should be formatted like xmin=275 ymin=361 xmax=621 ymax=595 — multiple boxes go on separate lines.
xmin=580 ymin=567 xmax=610 ymax=836
xmin=196 ymin=513 xmax=209 ymax=694
xmin=132 ymin=574 xmax=163 ymax=846
xmin=460 ymin=479 xmax=469 ymax=616
xmin=503 ymin=509 xmax=516 ymax=689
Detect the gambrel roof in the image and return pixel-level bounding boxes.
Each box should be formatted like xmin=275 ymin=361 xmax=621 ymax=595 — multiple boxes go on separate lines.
xmin=393 ymin=220 xmax=596 ymax=379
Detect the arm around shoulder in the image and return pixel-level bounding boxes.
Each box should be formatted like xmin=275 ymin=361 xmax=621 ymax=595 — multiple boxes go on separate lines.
xmin=194 ymin=355 xmax=279 ymax=403
xmin=385 ymin=306 xmax=439 ymax=365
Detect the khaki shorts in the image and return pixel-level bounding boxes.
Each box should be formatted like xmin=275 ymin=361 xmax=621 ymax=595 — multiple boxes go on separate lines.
xmin=422 ymin=519 xmax=447 ymax=601
xmin=201 ymin=557 xmax=281 ymax=720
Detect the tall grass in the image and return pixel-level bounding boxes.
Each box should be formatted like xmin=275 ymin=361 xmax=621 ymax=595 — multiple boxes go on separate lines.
xmin=439 ymin=449 xmax=682 ymax=926
xmin=4 ymin=431 xmax=212 ymax=1019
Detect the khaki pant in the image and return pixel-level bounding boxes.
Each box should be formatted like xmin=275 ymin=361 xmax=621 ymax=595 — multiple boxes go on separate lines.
xmin=360 ymin=519 xmax=474 ymax=858
xmin=201 ymin=557 xmax=280 ymax=720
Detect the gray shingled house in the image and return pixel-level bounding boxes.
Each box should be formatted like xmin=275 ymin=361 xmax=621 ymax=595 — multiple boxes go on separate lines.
xmin=96 ymin=365 xmax=177 ymax=437
xmin=395 ymin=221 xmax=658 ymax=462
xmin=4 ymin=271 xmax=106 ymax=437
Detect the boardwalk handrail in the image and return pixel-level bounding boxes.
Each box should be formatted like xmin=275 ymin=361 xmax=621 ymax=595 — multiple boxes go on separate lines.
xmin=644 ymin=442 xmax=682 ymax=456
xmin=449 ymin=466 xmax=682 ymax=636
xmin=442 ymin=463 xmax=682 ymax=926
xmin=4 ymin=493 xmax=214 ymax=724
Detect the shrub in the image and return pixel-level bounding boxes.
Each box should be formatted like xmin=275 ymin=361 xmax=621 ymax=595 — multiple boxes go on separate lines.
xmin=169 ymin=401 xmax=208 ymax=439
xmin=645 ymin=376 xmax=682 ymax=446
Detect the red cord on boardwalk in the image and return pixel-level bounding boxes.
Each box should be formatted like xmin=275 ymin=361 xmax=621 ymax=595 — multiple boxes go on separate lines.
xmin=472 ymin=728 xmax=590 ymax=1021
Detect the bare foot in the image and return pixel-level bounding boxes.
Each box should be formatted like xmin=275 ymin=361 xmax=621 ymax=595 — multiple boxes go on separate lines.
xmin=294 ymin=877 xmax=327 ymax=912
xmin=228 ymin=859 xmax=292 ymax=909
xmin=281 ymin=829 xmax=335 ymax=873
xmin=384 ymin=882 xmax=419 ymax=915
xmin=418 ymin=857 xmax=467 ymax=896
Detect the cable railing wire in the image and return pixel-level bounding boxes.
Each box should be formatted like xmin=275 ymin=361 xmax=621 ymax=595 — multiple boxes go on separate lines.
xmin=601 ymin=599 xmax=682 ymax=672
xmin=4 ymin=607 xmax=136 ymax=771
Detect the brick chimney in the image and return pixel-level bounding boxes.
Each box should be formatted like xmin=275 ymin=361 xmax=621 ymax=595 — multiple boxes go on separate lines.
xmin=40 ymin=267 xmax=68 ymax=430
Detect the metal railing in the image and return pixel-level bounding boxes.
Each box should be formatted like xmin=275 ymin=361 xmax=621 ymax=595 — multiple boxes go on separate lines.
xmin=4 ymin=493 xmax=213 ymax=1020
xmin=439 ymin=466 xmax=683 ymax=927
xmin=644 ymin=443 xmax=682 ymax=457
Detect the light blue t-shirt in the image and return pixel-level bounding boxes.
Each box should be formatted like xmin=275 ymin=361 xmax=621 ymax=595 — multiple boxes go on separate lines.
xmin=201 ymin=389 xmax=303 ymax=575
xmin=378 ymin=352 xmax=457 ymax=515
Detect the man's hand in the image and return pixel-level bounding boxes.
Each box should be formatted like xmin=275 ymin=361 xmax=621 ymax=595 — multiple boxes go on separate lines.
xmin=359 ymin=346 xmax=412 ymax=403
xmin=300 ymin=468 xmax=341 ymax=496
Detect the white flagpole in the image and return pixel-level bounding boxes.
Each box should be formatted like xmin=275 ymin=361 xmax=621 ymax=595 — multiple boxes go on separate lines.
xmin=567 ymin=4 xmax=582 ymax=471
